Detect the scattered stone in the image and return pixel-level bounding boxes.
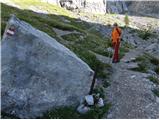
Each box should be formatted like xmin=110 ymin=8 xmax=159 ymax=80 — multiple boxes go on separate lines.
xmin=60 ymin=17 xmax=71 ymax=23
xmin=53 ymin=28 xmax=82 ymax=37
xmin=85 ymin=95 xmax=94 ymax=105
xmin=77 ymin=104 xmax=90 ymax=114
xmin=97 ymin=98 xmax=104 ymax=107
xmin=130 ymin=57 xmax=136 ymax=61
xmin=131 ymin=75 xmax=136 ymax=79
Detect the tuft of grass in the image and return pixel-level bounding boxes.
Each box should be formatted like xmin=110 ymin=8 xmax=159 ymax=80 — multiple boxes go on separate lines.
xmin=41 ymin=106 xmax=79 ymax=119
xmin=130 ymin=63 xmax=148 ymax=73
xmin=93 ymin=49 xmax=112 ymax=58
xmin=1 ymin=112 xmax=19 ymax=119
xmin=2 ymin=104 xmax=111 ymax=119
xmin=147 ymin=76 xmax=159 ymax=85
xmin=150 ymin=56 xmax=159 ymax=66
xmin=138 ymin=30 xmax=152 ymax=40
xmin=134 ymin=55 xmax=146 ymax=62
xmin=137 ymin=24 xmax=156 ymax=40
xmin=1 ymin=21 xmax=7 ymax=36
xmin=152 ymin=89 xmax=159 ymax=97
xmin=130 ymin=53 xmax=159 ymax=74
xmin=154 ymin=66 xmax=159 ymax=75
xmin=93 ymin=86 xmax=105 ymax=99
xmin=119 ymin=47 xmax=129 ymax=59
xmin=40 ymin=103 xmax=111 ymax=119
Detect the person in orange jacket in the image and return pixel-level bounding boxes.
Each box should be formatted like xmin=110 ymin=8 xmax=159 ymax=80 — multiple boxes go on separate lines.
xmin=111 ymin=23 xmax=122 ymax=63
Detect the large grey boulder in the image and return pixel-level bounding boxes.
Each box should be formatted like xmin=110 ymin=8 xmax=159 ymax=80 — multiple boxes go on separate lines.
xmin=1 ymin=15 xmax=94 ymax=118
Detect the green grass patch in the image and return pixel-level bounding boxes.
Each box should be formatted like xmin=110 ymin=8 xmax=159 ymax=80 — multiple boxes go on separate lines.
xmin=1 ymin=3 xmax=85 ymax=39
xmin=93 ymin=86 xmax=105 ymax=98
xmin=147 ymin=76 xmax=159 ymax=85
xmin=119 ymin=46 xmax=129 ymax=59
xmin=138 ymin=30 xmax=152 ymax=40
xmin=40 ymin=103 xmax=111 ymax=119
xmin=137 ymin=25 xmax=156 ymax=40
xmin=1 ymin=21 xmax=6 ymax=36
xmin=130 ymin=53 xmax=159 ymax=74
xmin=69 ymin=46 xmax=109 ymax=79
xmin=1 ymin=112 xmax=19 ymax=119
xmin=1 ymin=103 xmax=111 ymax=119
xmin=130 ymin=63 xmax=148 ymax=73
xmin=150 ymin=56 xmax=159 ymax=66
xmin=154 ymin=66 xmax=159 ymax=75
xmin=102 ymin=80 xmax=110 ymax=88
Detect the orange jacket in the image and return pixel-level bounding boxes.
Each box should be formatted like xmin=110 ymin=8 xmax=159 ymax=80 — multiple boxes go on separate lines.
xmin=111 ymin=27 xmax=122 ymax=43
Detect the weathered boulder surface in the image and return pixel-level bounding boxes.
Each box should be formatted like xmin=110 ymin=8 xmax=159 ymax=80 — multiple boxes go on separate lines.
xmin=1 ymin=15 xmax=94 ymax=118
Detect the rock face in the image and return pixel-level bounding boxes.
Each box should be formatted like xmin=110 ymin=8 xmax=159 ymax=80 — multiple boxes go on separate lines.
xmin=127 ymin=1 xmax=159 ymax=18
xmin=40 ymin=0 xmax=158 ymax=17
xmin=106 ymin=0 xmax=128 ymax=14
xmin=83 ymin=0 xmax=106 ymax=14
xmin=40 ymin=0 xmax=127 ymax=14
xmin=1 ymin=15 xmax=94 ymax=118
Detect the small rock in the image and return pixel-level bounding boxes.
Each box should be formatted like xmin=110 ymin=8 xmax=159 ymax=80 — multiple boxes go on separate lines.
xmin=85 ymin=95 xmax=94 ymax=105
xmin=130 ymin=57 xmax=136 ymax=61
xmin=131 ymin=75 xmax=136 ymax=79
xmin=77 ymin=104 xmax=90 ymax=114
xmin=97 ymin=98 xmax=104 ymax=107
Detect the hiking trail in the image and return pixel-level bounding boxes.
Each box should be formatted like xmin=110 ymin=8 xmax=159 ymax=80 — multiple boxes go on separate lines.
xmin=95 ymin=43 xmax=159 ymax=118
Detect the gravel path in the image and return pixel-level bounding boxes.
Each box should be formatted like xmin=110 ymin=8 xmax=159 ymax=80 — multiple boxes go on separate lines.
xmin=99 ymin=48 xmax=159 ymax=119
xmin=95 ymin=45 xmax=159 ymax=118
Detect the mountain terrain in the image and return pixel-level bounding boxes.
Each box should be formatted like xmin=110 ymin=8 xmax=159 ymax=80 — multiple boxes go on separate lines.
xmin=1 ymin=0 xmax=159 ymax=119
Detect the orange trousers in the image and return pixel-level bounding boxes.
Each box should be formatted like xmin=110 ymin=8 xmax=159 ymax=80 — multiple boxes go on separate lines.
xmin=112 ymin=42 xmax=120 ymax=62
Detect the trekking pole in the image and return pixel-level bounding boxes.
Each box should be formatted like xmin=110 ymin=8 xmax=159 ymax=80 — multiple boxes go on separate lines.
xmin=110 ymin=48 xmax=114 ymax=64
xmin=89 ymin=66 xmax=98 ymax=95
xmin=108 ymin=49 xmax=112 ymax=63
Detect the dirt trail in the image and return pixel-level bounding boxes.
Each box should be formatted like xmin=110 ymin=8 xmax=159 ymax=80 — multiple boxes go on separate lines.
xmin=96 ymin=47 xmax=159 ymax=119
